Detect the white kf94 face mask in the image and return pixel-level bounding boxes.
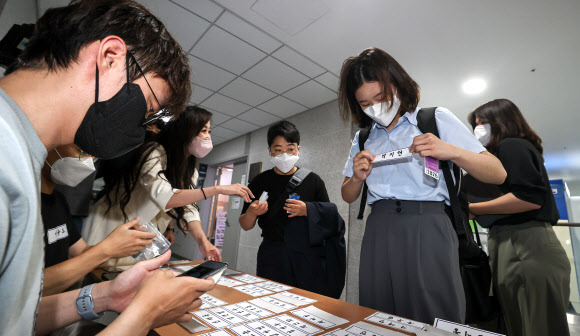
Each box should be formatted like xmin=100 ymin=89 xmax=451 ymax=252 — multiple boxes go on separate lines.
xmin=474 ymin=124 xmax=492 ymax=146
xmin=270 ymin=153 xmax=299 ymax=173
xmin=46 ymin=149 xmax=96 ymax=187
xmin=362 ymin=96 xmax=401 ymax=127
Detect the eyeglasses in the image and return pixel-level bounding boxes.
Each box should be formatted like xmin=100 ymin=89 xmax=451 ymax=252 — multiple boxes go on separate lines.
xmin=270 ymin=147 xmax=298 ymax=156
xmin=128 ymin=52 xmax=167 ymax=126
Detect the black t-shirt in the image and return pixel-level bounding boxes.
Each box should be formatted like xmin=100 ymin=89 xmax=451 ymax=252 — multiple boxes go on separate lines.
xmin=41 ymin=191 xmax=82 ymax=267
xmin=494 ymin=138 xmax=559 ymax=226
xmin=241 ymin=168 xmax=330 ymax=242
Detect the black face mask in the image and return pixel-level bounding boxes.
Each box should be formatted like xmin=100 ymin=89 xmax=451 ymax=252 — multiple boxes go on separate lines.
xmin=74 ymin=54 xmax=147 ymax=160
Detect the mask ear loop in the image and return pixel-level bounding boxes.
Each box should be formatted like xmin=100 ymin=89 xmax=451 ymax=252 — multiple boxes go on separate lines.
xmin=54 ymin=148 xmax=64 ymax=159
xmin=95 ymin=63 xmax=99 ymax=102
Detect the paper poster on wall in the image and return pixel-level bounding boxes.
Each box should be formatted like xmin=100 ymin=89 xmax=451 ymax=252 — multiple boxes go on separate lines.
xmin=232 ymin=197 xmax=241 ymax=209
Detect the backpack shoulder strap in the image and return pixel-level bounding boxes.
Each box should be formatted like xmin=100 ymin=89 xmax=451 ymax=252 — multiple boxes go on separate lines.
xmin=416 ymin=107 xmax=438 ymax=137
xmin=417 ymin=107 xmax=470 ymax=240
xmin=357 ymin=126 xmax=372 ymax=220
xmin=358 ymin=126 xmax=372 ymax=152
xmin=285 ymin=168 xmax=312 ymax=194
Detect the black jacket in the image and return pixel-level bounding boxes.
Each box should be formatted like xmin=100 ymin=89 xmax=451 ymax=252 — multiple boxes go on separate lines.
xmin=285 ymin=202 xmax=346 ymax=299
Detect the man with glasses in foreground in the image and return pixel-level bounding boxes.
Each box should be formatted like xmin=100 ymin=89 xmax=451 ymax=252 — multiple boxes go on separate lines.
xmin=0 ymin=0 xmax=214 ymax=335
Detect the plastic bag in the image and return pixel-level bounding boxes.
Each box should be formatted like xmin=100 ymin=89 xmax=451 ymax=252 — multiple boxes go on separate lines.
xmin=132 ymin=221 xmax=171 ymax=262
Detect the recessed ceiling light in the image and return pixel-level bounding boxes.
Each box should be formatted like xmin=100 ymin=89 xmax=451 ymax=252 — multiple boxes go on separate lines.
xmin=462 ymin=78 xmax=487 ymax=95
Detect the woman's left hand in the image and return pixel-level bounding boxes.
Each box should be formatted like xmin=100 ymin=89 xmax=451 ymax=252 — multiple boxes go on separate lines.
xmin=284 ymin=199 xmax=307 ymax=218
xmin=200 ymin=242 xmax=222 ymax=262
xmin=409 ymin=133 xmax=457 ymax=161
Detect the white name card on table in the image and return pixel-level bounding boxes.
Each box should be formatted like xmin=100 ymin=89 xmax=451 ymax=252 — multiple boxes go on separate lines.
xmin=269 ymin=291 xmax=317 ymax=306
xmin=291 ymin=305 xmax=349 ymax=329
xmin=231 ymin=274 xmax=265 ymax=283
xmin=253 ymin=281 xmax=294 ymax=292
xmin=217 ymin=277 xmax=245 ymax=287
xmin=197 ymin=293 xmax=228 ymax=310
xmin=233 ymin=284 xmax=274 ymax=297
xmin=365 ymin=311 xmax=427 ymax=333
xmin=432 ymin=319 xmax=505 ymax=336
xmin=198 ymin=330 xmax=234 ymax=336
xmin=250 ymin=297 xmax=298 ymax=314
xmin=262 ymin=314 xmax=323 ymax=335
xmin=345 ymin=321 xmax=407 ymax=336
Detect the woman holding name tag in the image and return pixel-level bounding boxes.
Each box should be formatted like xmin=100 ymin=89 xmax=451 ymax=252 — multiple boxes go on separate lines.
xmin=468 ymin=99 xmax=570 ymax=336
xmin=338 ymin=48 xmax=506 ymax=324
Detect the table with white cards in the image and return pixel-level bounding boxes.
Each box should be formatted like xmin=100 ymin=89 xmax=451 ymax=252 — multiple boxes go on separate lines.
xmin=150 ymin=261 xmax=431 ymax=336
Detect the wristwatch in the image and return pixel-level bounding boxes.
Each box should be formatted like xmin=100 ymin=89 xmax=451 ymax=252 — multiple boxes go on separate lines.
xmin=167 ymin=226 xmax=175 ymax=233
xmin=76 ymin=284 xmax=104 ymax=320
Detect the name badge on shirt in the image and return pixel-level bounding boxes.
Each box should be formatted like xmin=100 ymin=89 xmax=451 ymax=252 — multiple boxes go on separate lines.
xmin=372 ymin=148 xmax=412 ymax=164
xmin=424 ymin=156 xmax=440 ymax=180
xmin=47 ymin=224 xmax=69 ymax=244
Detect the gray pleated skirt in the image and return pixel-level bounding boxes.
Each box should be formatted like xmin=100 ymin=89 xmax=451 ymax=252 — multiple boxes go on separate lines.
xmin=359 ymin=199 xmax=466 ymax=324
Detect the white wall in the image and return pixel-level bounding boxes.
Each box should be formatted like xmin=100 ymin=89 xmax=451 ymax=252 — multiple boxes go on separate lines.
xmin=0 ymin=0 xmax=36 ymax=39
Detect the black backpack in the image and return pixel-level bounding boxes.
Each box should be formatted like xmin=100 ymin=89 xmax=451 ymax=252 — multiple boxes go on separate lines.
xmin=356 ymin=107 xmax=498 ymax=323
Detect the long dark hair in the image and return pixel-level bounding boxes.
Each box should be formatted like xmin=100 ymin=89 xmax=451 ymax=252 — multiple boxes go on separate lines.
xmin=104 ymin=106 xmax=212 ymax=231
xmin=338 ymin=47 xmax=420 ymax=128
xmin=468 ymin=98 xmax=543 ymax=155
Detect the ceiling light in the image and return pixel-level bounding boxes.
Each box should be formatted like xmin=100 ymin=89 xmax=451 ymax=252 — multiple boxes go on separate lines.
xmin=462 ymin=78 xmax=487 ymax=95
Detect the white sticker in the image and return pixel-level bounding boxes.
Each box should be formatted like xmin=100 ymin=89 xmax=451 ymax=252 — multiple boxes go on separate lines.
xmin=193 ymin=310 xmax=231 ymax=329
xmin=291 ymin=306 xmax=349 ymax=329
xmin=218 ymin=277 xmax=246 ymax=287
xmin=208 ymin=307 xmax=247 ymax=325
xmin=345 ymin=321 xmax=404 ymax=336
xmin=223 ymin=304 xmax=262 ymax=321
xmin=270 ymin=292 xmax=317 ymax=306
xmin=267 ymin=314 xmax=323 ymax=335
xmin=235 ymin=302 xmax=275 ymax=318
xmin=244 ymin=321 xmax=285 ymax=336
xmin=198 ymin=293 xmax=227 ymax=309
xmin=372 ymin=148 xmax=411 ymax=164
xmin=365 ymin=312 xmax=426 ymax=332
xmin=198 ymin=330 xmax=235 ymax=336
xmin=231 ymin=274 xmax=265 ymax=284
xmin=433 ymin=319 xmax=506 ymax=336
xmin=47 ymin=224 xmax=69 ymax=244
xmin=233 ymin=284 xmax=275 ymax=297
xmin=250 ymin=297 xmax=298 ymax=314
xmin=229 ymin=323 xmax=263 ymax=336
xmin=253 ymin=281 xmax=294 ymax=292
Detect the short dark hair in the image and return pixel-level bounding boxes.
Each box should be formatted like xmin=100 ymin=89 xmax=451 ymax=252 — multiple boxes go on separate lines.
xmin=267 ymin=120 xmax=300 ymax=147
xmin=18 ymin=0 xmax=191 ymax=116
xmin=468 ymin=98 xmax=543 ymax=154
xmin=338 ymin=47 xmax=420 ymax=128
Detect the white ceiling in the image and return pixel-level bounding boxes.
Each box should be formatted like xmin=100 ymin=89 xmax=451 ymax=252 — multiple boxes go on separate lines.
xmin=134 ymin=0 xmax=342 ymax=146
xmin=36 ymin=0 xmax=580 ymax=179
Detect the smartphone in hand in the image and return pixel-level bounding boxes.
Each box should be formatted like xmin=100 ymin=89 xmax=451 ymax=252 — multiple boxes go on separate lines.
xmin=177 ymin=260 xmax=228 ymax=282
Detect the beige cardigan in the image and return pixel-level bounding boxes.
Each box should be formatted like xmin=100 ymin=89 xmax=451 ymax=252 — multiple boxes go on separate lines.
xmin=82 ymin=146 xmax=200 ymax=266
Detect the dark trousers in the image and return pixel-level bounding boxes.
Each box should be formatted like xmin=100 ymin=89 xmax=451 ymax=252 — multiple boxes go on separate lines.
xmin=489 ymin=221 xmax=570 ymax=336
xmin=359 ymin=199 xmax=466 ymax=324
xmin=256 ymin=240 xmax=323 ymax=294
